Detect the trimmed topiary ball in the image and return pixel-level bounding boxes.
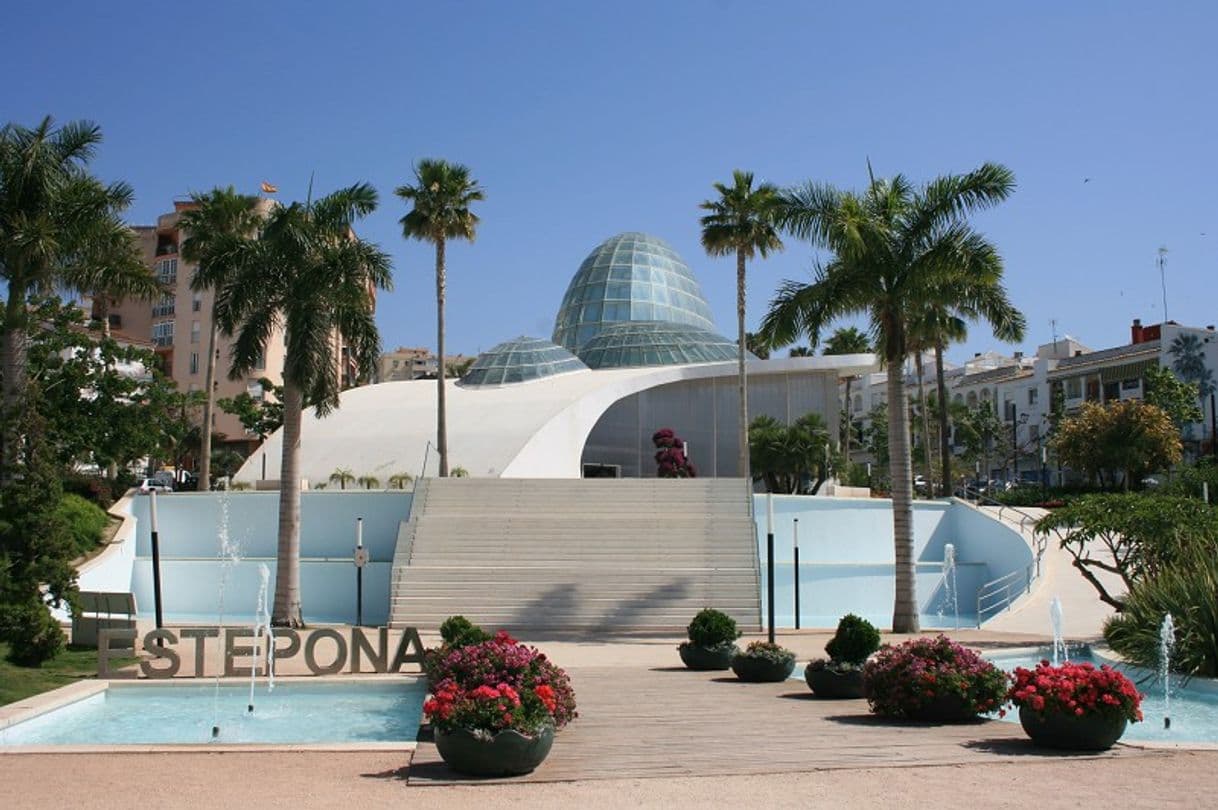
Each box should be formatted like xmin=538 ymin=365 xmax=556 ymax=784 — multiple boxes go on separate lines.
xmin=685 ymin=608 xmax=741 ymax=647
xmin=824 ymin=614 xmax=881 ymax=665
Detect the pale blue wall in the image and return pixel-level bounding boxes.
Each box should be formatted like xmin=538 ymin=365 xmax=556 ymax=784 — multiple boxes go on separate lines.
xmin=754 ymin=496 xmax=1034 ymax=629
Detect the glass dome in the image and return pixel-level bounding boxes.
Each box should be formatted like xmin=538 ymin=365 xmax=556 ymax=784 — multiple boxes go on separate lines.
xmin=575 ymin=321 xmax=748 ymax=369
xmin=460 ymin=336 xmax=589 ymax=387
xmin=552 ymin=232 xmax=717 ymax=353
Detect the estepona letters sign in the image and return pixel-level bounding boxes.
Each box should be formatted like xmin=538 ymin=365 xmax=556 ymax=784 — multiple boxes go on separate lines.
xmin=97 ymin=626 xmax=426 ymax=678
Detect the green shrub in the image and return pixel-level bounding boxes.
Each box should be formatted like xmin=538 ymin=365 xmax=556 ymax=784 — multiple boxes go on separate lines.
xmin=55 ymin=494 xmax=110 ymax=557
xmin=734 ymin=640 xmax=795 ymax=665
xmin=1161 ymin=459 xmax=1218 ymax=501
xmin=439 ymin=615 xmax=491 ymax=648
xmin=0 ymin=598 xmax=66 ymax=666
xmin=1104 ymin=547 xmax=1218 ymax=678
xmin=824 ymin=614 xmax=881 ymax=664
xmin=61 ymin=474 xmax=115 ymax=508
xmin=685 ymin=608 xmax=740 ymax=648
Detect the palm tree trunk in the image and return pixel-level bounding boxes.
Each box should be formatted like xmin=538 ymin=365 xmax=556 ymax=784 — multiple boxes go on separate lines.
xmin=199 ymin=323 xmax=220 ymax=491
xmin=843 ymin=376 xmax=853 ymax=464
xmin=436 ymin=238 xmax=449 ymax=478
xmin=887 ymin=363 xmax=919 ymax=633
xmin=96 ymin=294 xmax=112 ymax=339
xmin=916 ymin=353 xmax=933 ymax=496
xmin=935 ymin=343 xmax=952 ymax=497
xmin=736 ymin=248 xmax=750 ymax=482
xmin=1 ymin=289 xmax=29 ymax=478
xmin=272 ymin=379 xmax=304 ymax=627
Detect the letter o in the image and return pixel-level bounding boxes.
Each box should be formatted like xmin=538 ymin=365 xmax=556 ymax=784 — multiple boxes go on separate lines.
xmin=304 ymin=628 xmax=348 ymax=675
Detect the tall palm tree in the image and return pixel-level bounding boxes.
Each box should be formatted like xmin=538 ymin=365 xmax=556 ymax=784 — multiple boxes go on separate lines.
xmin=198 ymin=183 xmax=391 ymax=626
xmin=822 ymin=326 xmax=872 ymax=465
xmin=700 ymin=170 xmax=784 ymax=481
xmin=761 ymin=163 xmax=1023 ymax=632
xmin=65 ymin=210 xmax=163 ymax=339
xmin=396 ymin=160 xmax=484 ymax=478
xmin=179 ymin=187 xmax=261 ymax=492
xmin=0 ymin=117 xmax=127 ymax=468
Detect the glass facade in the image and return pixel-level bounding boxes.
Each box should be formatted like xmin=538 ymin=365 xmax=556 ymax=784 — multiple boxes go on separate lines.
xmin=460 ymin=336 xmax=589 ymax=387
xmin=576 ymin=321 xmax=746 ymax=369
xmin=552 ymin=232 xmax=717 ymax=352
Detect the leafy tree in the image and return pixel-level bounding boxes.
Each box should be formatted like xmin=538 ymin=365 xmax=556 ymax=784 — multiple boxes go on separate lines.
xmin=396 ymin=160 xmax=484 ymax=478
xmin=822 ymin=327 xmax=871 ymax=464
xmin=862 ymin=403 xmax=890 ymax=468
xmin=0 ymin=385 xmax=76 ymax=664
xmin=749 ymin=413 xmax=831 ymax=494
xmin=1144 ymin=364 xmax=1203 ymax=432
xmin=1036 ymin=494 xmax=1218 ymax=611
xmin=1 ymin=117 xmax=130 ymax=473
xmin=329 ymin=468 xmax=355 ymax=490
xmin=218 ymin=377 xmax=284 ymax=441
xmin=700 ymin=170 xmax=783 ymax=482
xmin=210 ymin=447 xmax=246 ymax=481
xmin=1052 ymin=400 xmax=1182 ymax=491
xmin=199 ymin=183 xmax=391 ymax=627
xmin=954 ymin=404 xmax=1011 ymax=486
xmin=761 ymin=162 xmax=1022 ymax=631
xmin=178 ymin=187 xmax=261 ymax=492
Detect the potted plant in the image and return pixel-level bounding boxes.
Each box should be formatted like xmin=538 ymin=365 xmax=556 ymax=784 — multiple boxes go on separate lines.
xmin=731 ymin=641 xmax=797 ymax=682
xmin=678 ymin=608 xmax=741 ymax=670
xmin=805 ymin=614 xmax=881 ymax=698
xmin=863 ymin=635 xmax=1008 ymax=722
xmin=1009 ymin=660 xmax=1143 ymax=750
xmin=424 ymin=629 xmax=577 ymax=776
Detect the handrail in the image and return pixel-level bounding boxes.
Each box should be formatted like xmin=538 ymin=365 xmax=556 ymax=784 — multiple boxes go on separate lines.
xmin=975 ymin=563 xmax=1034 ymax=626
xmin=957 ymin=487 xmax=1049 ymax=575
xmin=417 ymin=439 xmax=433 ymax=484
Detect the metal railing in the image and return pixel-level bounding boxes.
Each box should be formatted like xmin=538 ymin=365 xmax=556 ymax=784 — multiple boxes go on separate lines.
xmin=975 ymin=564 xmax=1034 ymax=625
xmin=956 ymin=486 xmax=1049 ymax=571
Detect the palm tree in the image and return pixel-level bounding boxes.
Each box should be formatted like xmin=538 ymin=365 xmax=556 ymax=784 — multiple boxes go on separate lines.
xmin=65 ymin=209 xmax=163 ymax=339
xmin=700 ymin=170 xmax=784 ymax=481
xmin=822 ymin=327 xmax=872 ymax=465
xmin=788 ymin=346 xmax=814 ymax=357
xmin=199 ymin=183 xmax=391 ymax=627
xmin=179 ymin=187 xmax=261 ymax=492
xmin=396 ymin=160 xmax=484 ymax=478
xmin=761 ymin=162 xmax=1023 ymax=632
xmin=388 ymin=472 xmax=414 ymax=490
xmin=329 ymin=467 xmax=356 ymax=490
xmin=356 ymin=474 xmax=381 ymax=490
xmin=450 ymin=466 xmax=470 ymax=478
xmin=0 ymin=117 xmax=126 ymax=468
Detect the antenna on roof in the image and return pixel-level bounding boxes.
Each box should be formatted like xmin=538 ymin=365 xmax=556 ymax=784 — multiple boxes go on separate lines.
xmin=1158 ymin=246 xmax=1169 ymax=322
xmin=1050 ymin=318 xmax=1058 ymax=351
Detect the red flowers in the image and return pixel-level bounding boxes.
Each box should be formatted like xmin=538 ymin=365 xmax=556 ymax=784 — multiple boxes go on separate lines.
xmin=1008 ymin=661 xmax=1143 ymax=723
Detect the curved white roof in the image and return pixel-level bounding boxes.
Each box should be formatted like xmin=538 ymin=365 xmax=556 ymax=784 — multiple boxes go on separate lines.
xmin=235 ymin=354 xmax=877 ymax=484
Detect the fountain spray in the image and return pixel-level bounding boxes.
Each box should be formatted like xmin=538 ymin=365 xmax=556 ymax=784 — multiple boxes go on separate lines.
xmin=1049 ymin=596 xmax=1065 ymax=666
xmin=1160 ymin=613 xmax=1176 ymax=730
xmin=248 ymin=564 xmax=275 ymax=713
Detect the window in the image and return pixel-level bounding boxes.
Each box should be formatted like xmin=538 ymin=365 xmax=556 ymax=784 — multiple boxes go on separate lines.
xmin=156 ymin=258 xmax=177 ymax=285
xmin=192 ymin=292 xmax=203 ymax=313
xmin=254 ymin=349 xmax=266 ymax=371
xmin=1065 ymin=378 xmax=1082 ymax=399
xmin=152 ymin=320 xmax=174 ymax=347
xmin=1122 ymin=378 xmax=1141 ymax=391
xmin=1103 ymin=381 xmax=1120 ymax=401
xmin=190 ymin=321 xmax=201 ymax=344
xmin=1027 ymin=387 xmax=1039 ymax=405
xmin=189 ymin=352 xmax=199 ymax=374
xmin=152 ymin=293 xmax=175 ymax=318
xmin=247 ymin=379 xmax=264 ymax=401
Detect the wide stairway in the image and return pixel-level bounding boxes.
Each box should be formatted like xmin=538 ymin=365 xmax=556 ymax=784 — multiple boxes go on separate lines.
xmin=389 ymin=478 xmax=760 ymax=634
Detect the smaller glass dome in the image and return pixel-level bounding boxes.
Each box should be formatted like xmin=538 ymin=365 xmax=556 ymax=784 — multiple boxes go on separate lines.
xmin=460 ymin=337 xmax=589 ymax=387
xmin=576 ymin=321 xmax=749 ymax=369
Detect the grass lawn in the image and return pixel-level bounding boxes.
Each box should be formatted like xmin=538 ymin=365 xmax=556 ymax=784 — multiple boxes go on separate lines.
xmin=0 ymin=643 xmax=135 ymax=706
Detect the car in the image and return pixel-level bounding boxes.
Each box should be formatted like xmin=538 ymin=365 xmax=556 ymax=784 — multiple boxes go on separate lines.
xmin=913 ymin=475 xmax=929 ymax=494
xmin=137 ymin=478 xmax=173 ymax=494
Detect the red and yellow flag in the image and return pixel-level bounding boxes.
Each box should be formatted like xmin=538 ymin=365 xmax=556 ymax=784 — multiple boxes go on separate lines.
xmin=260 ymin=181 xmax=278 ymax=194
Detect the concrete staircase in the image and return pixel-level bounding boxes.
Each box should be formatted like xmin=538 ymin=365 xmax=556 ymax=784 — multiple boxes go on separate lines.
xmin=389 ymin=478 xmax=760 ymax=634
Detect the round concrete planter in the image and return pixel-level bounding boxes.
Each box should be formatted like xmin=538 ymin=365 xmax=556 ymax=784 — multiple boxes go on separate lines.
xmin=805 ymin=665 xmax=865 ymax=698
xmin=1019 ymin=705 xmax=1128 ymax=751
xmin=731 ymin=655 xmax=796 ymax=683
xmin=434 ymin=724 xmax=555 ymax=777
xmin=906 ymin=693 xmax=981 ymax=723
xmin=678 ymin=643 xmax=738 ymax=671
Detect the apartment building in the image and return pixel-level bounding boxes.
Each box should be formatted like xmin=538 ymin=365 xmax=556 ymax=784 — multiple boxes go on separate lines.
xmin=377 ymin=346 xmax=476 ymax=382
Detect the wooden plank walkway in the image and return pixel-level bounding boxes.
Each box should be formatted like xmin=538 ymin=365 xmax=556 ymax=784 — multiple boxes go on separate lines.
xmin=408 ymin=664 xmax=1156 ymax=785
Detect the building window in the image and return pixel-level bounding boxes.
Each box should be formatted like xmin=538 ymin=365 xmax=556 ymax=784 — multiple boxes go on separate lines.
xmin=247 ymin=379 xmax=264 ymax=401
xmin=192 ymin=292 xmax=203 ymax=313
xmin=1065 ymin=378 xmax=1082 ymax=399
xmin=152 ymin=293 xmax=175 ymax=318
xmin=189 ymin=352 xmax=199 ymax=374
xmin=1027 ymin=387 xmax=1039 ymax=405
xmin=152 ymin=320 xmax=174 ymax=347
xmin=190 ymin=321 xmax=201 ymax=344
xmin=156 ymin=258 xmax=177 ymax=285
xmin=1103 ymin=381 xmax=1120 ymax=401
xmin=254 ymin=349 xmax=266 ymax=371
xmin=1122 ymin=378 xmax=1141 ymax=391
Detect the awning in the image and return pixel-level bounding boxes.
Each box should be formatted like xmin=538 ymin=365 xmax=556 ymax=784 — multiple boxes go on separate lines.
xmin=1100 ymin=358 xmax=1159 ymax=384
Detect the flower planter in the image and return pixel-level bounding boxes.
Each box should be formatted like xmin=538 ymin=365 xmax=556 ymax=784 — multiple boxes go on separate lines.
xmin=434 ymin=724 xmax=555 ymax=777
xmin=907 ymin=694 xmax=980 ymax=723
xmin=805 ymin=666 xmax=865 ymax=699
xmin=731 ymin=655 xmax=795 ymax=682
xmin=679 ymin=643 xmax=737 ymax=671
xmin=1018 ymin=705 xmax=1128 ymax=751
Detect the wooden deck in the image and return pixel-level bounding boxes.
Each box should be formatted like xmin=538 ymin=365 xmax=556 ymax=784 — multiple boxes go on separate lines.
xmin=407 ymin=664 xmax=1155 ymax=785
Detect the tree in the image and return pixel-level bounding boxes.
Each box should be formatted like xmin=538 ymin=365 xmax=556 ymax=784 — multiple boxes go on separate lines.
xmin=356 ymin=474 xmax=381 ymax=490
xmin=1052 ymin=400 xmax=1182 ymax=491
xmin=954 ymin=403 xmax=1011 ymax=486
xmin=445 ymin=357 xmax=475 ymax=378
xmin=744 ymin=332 xmax=771 ymax=359
xmin=387 ymin=472 xmax=414 ymax=490
xmin=450 ymin=466 xmax=470 ymax=478
xmin=1 ymin=117 xmax=129 ymax=472
xmin=1144 ymin=364 xmax=1203 ymax=432
xmin=652 ymin=428 xmax=697 ymax=478
xmin=748 ymin=413 xmax=832 ymax=494
xmin=329 ymin=468 xmax=355 ymax=490
xmin=760 ymin=162 xmax=1021 ymax=632
xmin=396 ymin=160 xmax=484 ymax=478
xmin=1168 ymin=334 xmax=1215 ymax=419
xmin=788 ymin=346 xmax=814 ymax=357
xmin=210 ymin=447 xmax=246 ymax=481
xmin=178 ymin=187 xmax=261 ymax=492
xmin=218 ymin=377 xmax=285 ymax=441
xmin=700 ymin=170 xmax=784 ymax=482
xmin=199 ymin=183 xmax=391 ymax=627
xmin=822 ymin=327 xmax=871 ymax=464
xmin=62 ymin=204 xmax=163 ymax=339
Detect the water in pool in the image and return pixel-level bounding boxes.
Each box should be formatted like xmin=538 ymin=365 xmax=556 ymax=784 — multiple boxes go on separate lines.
xmin=0 ymin=679 xmax=426 ymax=746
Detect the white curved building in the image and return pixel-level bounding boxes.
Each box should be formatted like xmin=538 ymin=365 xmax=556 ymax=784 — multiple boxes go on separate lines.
xmin=235 ymin=233 xmax=877 ymax=484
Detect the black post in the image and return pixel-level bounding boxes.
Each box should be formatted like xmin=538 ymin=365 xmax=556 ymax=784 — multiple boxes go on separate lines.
xmin=355 ymin=517 xmax=365 ymax=627
xmin=766 ymin=494 xmax=775 ymax=645
xmin=792 ymin=517 xmax=800 ymax=630
xmin=149 ymin=490 xmax=164 ymax=640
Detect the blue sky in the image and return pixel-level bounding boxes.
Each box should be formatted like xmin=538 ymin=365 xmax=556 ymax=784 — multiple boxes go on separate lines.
xmin=4 ymin=1 xmax=1216 ymax=362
